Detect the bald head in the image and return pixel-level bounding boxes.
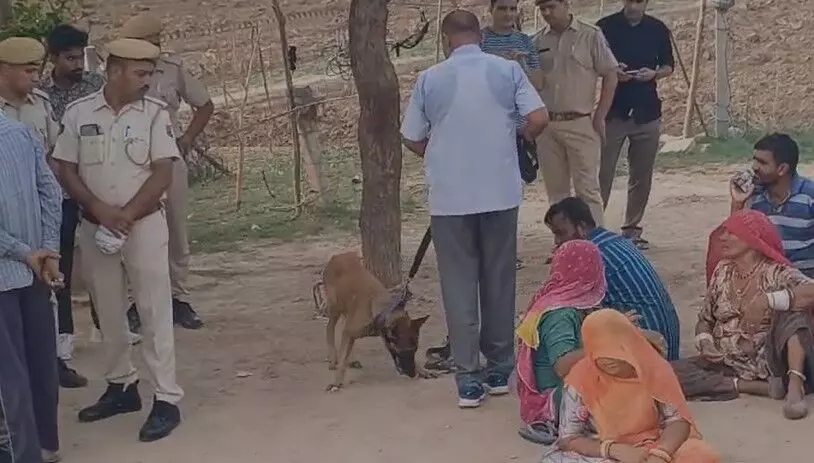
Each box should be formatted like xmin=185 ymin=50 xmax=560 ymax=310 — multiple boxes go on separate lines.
xmin=442 ymin=9 xmax=480 ymax=36
xmin=441 ymin=9 xmax=481 ymax=53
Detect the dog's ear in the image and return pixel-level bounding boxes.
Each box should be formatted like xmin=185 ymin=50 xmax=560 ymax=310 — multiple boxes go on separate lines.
xmin=410 ymin=314 xmax=430 ymax=332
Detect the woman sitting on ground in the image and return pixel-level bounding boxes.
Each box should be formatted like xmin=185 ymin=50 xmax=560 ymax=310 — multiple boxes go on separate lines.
xmin=542 ymin=310 xmax=720 ymax=463
xmin=673 ymin=209 xmax=814 ymax=420
xmin=515 ymin=240 xmax=667 ymax=445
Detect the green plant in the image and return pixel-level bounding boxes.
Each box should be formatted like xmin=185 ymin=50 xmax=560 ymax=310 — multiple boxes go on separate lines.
xmin=0 ymin=0 xmax=77 ymax=41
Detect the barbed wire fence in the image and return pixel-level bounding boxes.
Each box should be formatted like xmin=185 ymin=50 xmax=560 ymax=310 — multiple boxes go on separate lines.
xmin=158 ymin=0 xmax=812 ymax=220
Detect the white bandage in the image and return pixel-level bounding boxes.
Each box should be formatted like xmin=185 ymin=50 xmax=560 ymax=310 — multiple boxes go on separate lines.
xmin=694 ymin=332 xmax=714 ymax=351
xmin=766 ymin=290 xmax=791 ymax=312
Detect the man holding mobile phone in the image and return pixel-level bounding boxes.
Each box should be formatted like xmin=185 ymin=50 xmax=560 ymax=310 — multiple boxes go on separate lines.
xmin=597 ymin=0 xmax=674 ymax=250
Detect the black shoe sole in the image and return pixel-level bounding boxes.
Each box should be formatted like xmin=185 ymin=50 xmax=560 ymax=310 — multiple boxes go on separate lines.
xmin=138 ymin=419 xmax=180 ymax=442
xmin=78 ymin=405 xmax=142 ymax=423
xmin=59 ymin=379 xmax=88 ymax=389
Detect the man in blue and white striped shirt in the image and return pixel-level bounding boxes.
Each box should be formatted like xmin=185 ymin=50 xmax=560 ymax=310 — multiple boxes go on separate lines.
xmin=0 ymin=112 xmax=63 ymax=463
xmin=731 ymin=133 xmax=814 ymax=278
xmin=544 ymin=197 xmax=681 ymax=360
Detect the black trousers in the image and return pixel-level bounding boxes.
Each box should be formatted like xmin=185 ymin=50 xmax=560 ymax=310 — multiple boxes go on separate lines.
xmin=56 ymin=198 xmax=100 ymax=335
xmin=0 ymin=282 xmax=60 ymax=458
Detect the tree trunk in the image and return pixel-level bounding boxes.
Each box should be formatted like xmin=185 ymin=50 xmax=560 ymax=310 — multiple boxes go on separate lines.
xmin=0 ymin=0 xmax=12 ymax=28
xmin=348 ymin=0 xmax=403 ymax=288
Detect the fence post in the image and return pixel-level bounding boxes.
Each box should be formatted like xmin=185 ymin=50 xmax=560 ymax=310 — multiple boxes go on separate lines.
xmin=293 ymin=85 xmax=328 ymax=205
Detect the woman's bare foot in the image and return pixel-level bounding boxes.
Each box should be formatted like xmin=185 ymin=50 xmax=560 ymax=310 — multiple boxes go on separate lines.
xmin=783 ymin=372 xmax=808 ymax=420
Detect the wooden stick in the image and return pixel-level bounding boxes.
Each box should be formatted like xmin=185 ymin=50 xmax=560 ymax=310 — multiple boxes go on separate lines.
xmin=271 ymin=0 xmax=303 ymax=217
xmin=434 ymin=0 xmax=443 ymax=63
xmin=683 ymin=0 xmax=706 ymax=139
xmin=670 ymin=31 xmax=709 ymax=137
xmin=234 ymin=27 xmax=258 ymax=210
xmin=258 ymin=41 xmax=274 ymax=114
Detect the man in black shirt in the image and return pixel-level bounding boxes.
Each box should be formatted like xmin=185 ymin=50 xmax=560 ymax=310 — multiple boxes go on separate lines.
xmin=597 ymin=0 xmax=674 ymax=249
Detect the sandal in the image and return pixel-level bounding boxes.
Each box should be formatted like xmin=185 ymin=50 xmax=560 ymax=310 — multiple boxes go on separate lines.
xmin=518 ymin=423 xmax=557 ymax=445
xmin=783 ymin=370 xmax=809 ymax=420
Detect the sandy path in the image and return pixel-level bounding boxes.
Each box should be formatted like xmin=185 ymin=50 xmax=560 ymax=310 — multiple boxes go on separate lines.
xmin=58 ymin=168 xmax=812 ymax=463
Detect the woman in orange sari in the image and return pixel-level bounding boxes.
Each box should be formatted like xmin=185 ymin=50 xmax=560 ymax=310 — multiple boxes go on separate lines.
xmin=541 ymin=309 xmax=719 ymax=463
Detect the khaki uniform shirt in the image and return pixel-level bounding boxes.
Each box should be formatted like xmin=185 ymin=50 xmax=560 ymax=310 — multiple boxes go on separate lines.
xmin=147 ymin=53 xmax=211 ymax=134
xmin=533 ymin=17 xmax=618 ymax=114
xmin=0 ymin=88 xmax=60 ymax=148
xmin=51 ymin=89 xmax=180 ymax=207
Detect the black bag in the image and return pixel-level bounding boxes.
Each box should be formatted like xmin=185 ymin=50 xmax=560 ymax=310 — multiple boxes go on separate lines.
xmin=516 ymin=135 xmax=539 ymax=184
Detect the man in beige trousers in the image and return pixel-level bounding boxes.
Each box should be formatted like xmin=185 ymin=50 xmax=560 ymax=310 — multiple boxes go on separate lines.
xmin=120 ymin=13 xmax=214 ymax=330
xmin=54 ymin=37 xmax=184 ymax=442
xmin=533 ymin=0 xmax=618 ymax=228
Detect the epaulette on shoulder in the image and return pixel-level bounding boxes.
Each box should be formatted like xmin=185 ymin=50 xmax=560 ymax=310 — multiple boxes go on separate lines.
xmin=144 ymin=95 xmax=168 ymax=108
xmin=64 ymin=92 xmax=97 ymax=112
xmin=574 ymin=17 xmax=600 ymax=31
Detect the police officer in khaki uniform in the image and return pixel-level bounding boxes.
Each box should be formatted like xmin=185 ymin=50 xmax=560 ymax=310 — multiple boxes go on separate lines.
xmin=533 ymin=0 xmax=618 ymax=227
xmin=0 ymin=37 xmax=91 ymax=394
xmin=0 ymin=37 xmax=60 ymax=150
xmin=53 ymin=38 xmax=184 ymax=443
xmin=119 ymin=13 xmax=214 ymax=330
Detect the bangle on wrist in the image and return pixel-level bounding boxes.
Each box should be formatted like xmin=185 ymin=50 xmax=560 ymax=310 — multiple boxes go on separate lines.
xmin=599 ymin=440 xmax=615 ymax=459
xmin=649 ymin=448 xmax=673 ymax=462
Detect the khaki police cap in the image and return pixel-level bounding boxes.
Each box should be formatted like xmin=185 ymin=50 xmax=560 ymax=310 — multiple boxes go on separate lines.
xmin=119 ymin=13 xmax=163 ymax=39
xmin=0 ymin=37 xmax=46 ymax=65
xmin=106 ymin=38 xmax=160 ymax=61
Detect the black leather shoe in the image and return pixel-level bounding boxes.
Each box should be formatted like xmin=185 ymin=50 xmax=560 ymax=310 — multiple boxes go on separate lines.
xmin=138 ymin=400 xmax=181 ymax=442
xmin=173 ymin=299 xmax=204 ymax=330
xmin=127 ymin=304 xmax=142 ymax=334
xmin=58 ymin=359 xmax=88 ymax=388
xmin=78 ymin=382 xmax=142 ymax=423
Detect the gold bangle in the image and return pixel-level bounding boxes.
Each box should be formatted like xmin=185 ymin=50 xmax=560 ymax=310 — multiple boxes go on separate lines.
xmin=600 ymin=440 xmax=615 ymax=459
xmin=649 ymin=448 xmax=673 ymax=462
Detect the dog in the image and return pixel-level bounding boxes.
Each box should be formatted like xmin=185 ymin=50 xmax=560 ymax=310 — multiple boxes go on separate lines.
xmin=322 ymin=251 xmax=434 ymax=391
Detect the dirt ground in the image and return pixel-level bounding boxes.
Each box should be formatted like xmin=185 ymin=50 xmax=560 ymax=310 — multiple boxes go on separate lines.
xmin=58 ymin=168 xmax=813 ymax=463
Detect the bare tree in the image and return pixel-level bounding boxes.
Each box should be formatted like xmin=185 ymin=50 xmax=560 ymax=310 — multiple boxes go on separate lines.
xmin=348 ymin=0 xmax=403 ymax=287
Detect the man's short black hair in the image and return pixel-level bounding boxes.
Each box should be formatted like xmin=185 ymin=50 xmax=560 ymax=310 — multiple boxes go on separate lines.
xmin=544 ymin=197 xmax=596 ymax=228
xmin=46 ymin=24 xmax=89 ymax=55
xmin=754 ymin=132 xmax=800 ymax=175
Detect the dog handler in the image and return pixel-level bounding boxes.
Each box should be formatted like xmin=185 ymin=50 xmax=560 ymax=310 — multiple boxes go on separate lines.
xmin=53 ymin=38 xmax=184 ymax=442
xmin=401 ymin=10 xmax=548 ymax=408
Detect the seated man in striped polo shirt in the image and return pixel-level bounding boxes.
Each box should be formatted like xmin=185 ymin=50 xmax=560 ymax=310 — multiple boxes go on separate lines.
xmin=731 ymin=133 xmax=814 ymax=278
xmin=544 ymin=197 xmax=681 ymax=360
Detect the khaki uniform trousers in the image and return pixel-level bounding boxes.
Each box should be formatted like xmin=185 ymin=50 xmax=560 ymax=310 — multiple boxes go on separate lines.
xmin=79 ymin=210 xmax=184 ymax=404
xmin=598 ymin=118 xmax=661 ymax=234
xmin=166 ymin=158 xmax=191 ymax=303
xmin=536 ymin=117 xmax=605 ymax=226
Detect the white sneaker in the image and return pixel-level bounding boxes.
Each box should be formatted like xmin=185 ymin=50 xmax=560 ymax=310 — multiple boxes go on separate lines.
xmin=42 ymin=449 xmax=61 ymax=463
xmin=129 ymin=331 xmax=143 ymax=345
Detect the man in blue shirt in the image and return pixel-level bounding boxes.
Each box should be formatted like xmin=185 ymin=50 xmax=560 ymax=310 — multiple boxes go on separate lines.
xmin=0 ymin=112 xmax=64 ymax=463
xmin=401 ymin=9 xmax=548 ymax=409
xmin=730 ymin=133 xmax=814 ymax=278
xmin=544 ymin=197 xmax=681 ymax=360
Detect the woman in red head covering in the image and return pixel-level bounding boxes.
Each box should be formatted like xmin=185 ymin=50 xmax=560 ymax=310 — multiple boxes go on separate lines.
xmin=674 ymin=209 xmax=814 ymax=420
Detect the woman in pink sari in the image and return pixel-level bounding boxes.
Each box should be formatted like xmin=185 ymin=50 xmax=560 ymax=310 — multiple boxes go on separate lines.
xmin=516 ymin=240 xmax=667 ymax=444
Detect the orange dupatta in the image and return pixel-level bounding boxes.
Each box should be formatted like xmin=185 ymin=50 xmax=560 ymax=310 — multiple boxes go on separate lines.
xmin=565 ymin=310 xmax=720 ymax=462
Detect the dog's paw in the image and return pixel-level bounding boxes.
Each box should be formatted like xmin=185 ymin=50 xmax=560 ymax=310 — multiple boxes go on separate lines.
xmin=349 ymin=360 xmax=363 ymax=369
xmin=326 ymin=383 xmax=343 ymax=393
